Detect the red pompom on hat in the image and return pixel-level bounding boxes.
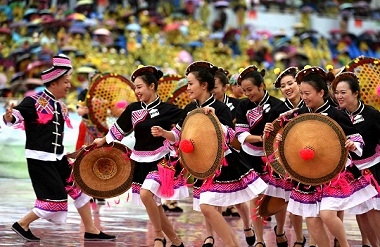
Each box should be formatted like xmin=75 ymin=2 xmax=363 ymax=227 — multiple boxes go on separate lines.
xmin=299 ymin=147 xmax=314 ymax=161
xmin=179 ymin=139 xmax=194 ymax=153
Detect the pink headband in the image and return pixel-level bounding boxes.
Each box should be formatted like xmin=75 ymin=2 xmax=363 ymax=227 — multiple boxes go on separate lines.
xmin=41 ymin=54 xmax=73 ymax=84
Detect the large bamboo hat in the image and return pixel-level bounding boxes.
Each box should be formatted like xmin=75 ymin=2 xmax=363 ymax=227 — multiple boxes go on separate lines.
xmin=279 ymin=113 xmax=348 ymax=186
xmin=157 ymin=74 xmax=183 ymax=102
xmin=87 ymin=72 xmax=137 ymax=134
xmin=346 ymin=56 xmax=380 ymax=110
xmin=167 ymin=84 xmax=191 ymax=109
xmin=263 ymin=116 xmax=287 ymax=176
xmin=179 ymin=108 xmax=225 ymax=179
xmin=257 ymin=195 xmax=288 ymax=217
xmin=73 ymin=142 xmax=135 ymax=198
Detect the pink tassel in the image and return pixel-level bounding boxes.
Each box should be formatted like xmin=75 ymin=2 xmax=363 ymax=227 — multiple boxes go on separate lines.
xmin=65 ymin=185 xmax=72 ymax=192
xmin=202 ymin=176 xmax=214 ymax=190
xmin=257 ymin=197 xmax=263 ymax=206
xmin=37 ymin=112 xmax=53 ymax=124
xmin=269 ymin=166 xmax=273 ymax=177
xmin=262 ymin=218 xmax=268 ymax=226
xmin=261 ymin=156 xmax=268 ymax=164
xmin=329 ymin=174 xmax=351 ymax=194
xmin=67 ymin=159 xmax=74 ymax=167
xmin=65 ymin=118 xmax=73 ymax=129
xmin=251 ymin=207 xmax=259 ymax=221
xmin=103 ymin=146 xmax=113 ymax=151
xmin=295 ymin=183 xmax=300 ymax=190
xmin=267 ymin=153 xmax=276 ymax=163
xmin=114 ymin=197 xmax=120 ymax=204
xmin=122 ymin=152 xmax=131 ymax=160
xmin=337 ymin=177 xmax=351 ymax=194
xmin=251 ymin=213 xmax=258 ymax=221
xmin=349 ymin=157 xmax=354 ymax=167
xmin=66 ymin=173 xmax=73 ymax=183
xmin=215 ymin=169 xmax=221 ymax=177
xmin=222 ymin=158 xmax=228 ymax=166
xmin=363 ymin=170 xmax=380 ymax=193
xmin=126 ymin=192 xmax=130 ymax=202
xmin=158 ymin=159 xmax=175 ymax=197
xmin=91 ymin=201 xmax=96 ymax=210
xmin=274 ymin=140 xmax=279 ymax=147
xmin=316 ymin=185 xmax=322 ymax=193
xmin=222 ymin=142 xmax=228 ymax=151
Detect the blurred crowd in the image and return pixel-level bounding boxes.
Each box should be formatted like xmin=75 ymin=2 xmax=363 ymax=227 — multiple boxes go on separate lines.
xmin=0 ymin=0 xmax=379 ymax=106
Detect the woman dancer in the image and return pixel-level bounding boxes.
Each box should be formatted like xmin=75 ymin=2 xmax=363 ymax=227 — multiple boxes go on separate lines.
xmin=332 ymin=72 xmax=380 ymax=246
xmin=282 ymin=66 xmax=377 ymax=247
xmin=263 ymin=67 xmax=307 ymax=247
xmin=93 ymin=65 xmax=188 ymax=247
xmin=211 ymin=67 xmax=255 ymax=246
xmin=153 ymin=61 xmax=267 ymax=247
xmin=235 ymin=65 xmax=283 ymax=247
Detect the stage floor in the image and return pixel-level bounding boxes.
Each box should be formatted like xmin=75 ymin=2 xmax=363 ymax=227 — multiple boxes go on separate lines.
xmin=0 ymin=178 xmax=364 ymax=246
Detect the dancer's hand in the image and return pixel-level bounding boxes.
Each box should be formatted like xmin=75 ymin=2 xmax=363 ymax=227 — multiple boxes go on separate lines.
xmin=275 ymin=133 xmax=282 ymax=142
xmin=93 ymin=137 xmax=106 ymax=147
xmin=3 ymin=103 xmax=14 ymax=123
xmin=345 ymin=140 xmax=356 ymax=151
xmin=264 ymin=122 xmax=274 ymax=133
xmin=203 ymin=106 xmax=215 ymax=115
xmin=151 ymin=126 xmax=165 ymax=137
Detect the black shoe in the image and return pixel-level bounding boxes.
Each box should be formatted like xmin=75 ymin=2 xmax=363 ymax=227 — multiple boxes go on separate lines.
xmin=84 ymin=231 xmax=116 ymax=241
xmin=222 ymin=207 xmax=231 ymax=216
xmin=96 ymin=198 xmax=106 ymax=205
xmin=11 ymin=222 xmax=40 ymax=242
xmin=274 ymin=225 xmax=288 ymax=247
xmin=229 ymin=206 xmax=240 ymax=217
xmin=154 ymin=237 xmax=166 ymax=247
xmin=222 ymin=206 xmax=240 ymax=217
xmin=202 ymin=236 xmax=214 ymax=247
xmin=162 ymin=204 xmax=170 ymax=211
xmin=293 ymin=236 xmax=306 ymax=247
xmin=163 ymin=202 xmax=183 ymax=213
xmin=244 ymin=227 xmax=256 ymax=246
xmin=170 ymin=242 xmax=184 ymax=247
xmin=168 ymin=206 xmax=183 ymax=212
xmin=254 ymin=242 xmax=266 ymax=247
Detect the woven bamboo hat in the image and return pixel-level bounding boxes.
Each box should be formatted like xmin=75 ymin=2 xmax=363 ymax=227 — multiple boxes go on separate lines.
xmin=167 ymin=84 xmax=192 ymax=109
xmin=346 ymin=56 xmax=380 ymax=110
xmin=87 ymin=72 xmax=137 ymax=134
xmin=73 ymin=142 xmax=135 ymax=198
xmin=279 ymin=113 xmax=348 ymax=186
xmin=157 ymin=74 xmax=183 ymax=102
xmin=257 ymin=195 xmax=287 ymax=217
xmin=179 ymin=108 xmax=225 ymax=179
xmin=263 ymin=116 xmax=286 ymax=176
